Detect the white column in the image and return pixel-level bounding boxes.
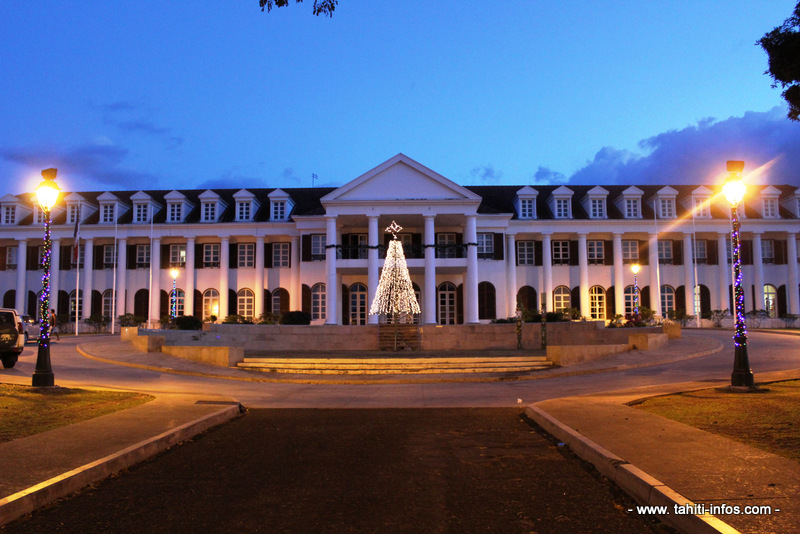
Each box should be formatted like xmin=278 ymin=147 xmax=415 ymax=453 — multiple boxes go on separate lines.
xmin=542 ymin=233 xmax=552 ymax=311
xmin=506 ymin=233 xmax=517 ymax=317
xmin=219 ymin=237 xmax=229 ymax=320
xmin=83 ymin=238 xmax=94 ymax=320
xmin=15 ymin=240 xmax=27 ymax=313
xmin=613 ymin=233 xmax=624 ymax=316
xmin=787 ymin=234 xmax=799 ymax=315
xmin=577 ymin=233 xmax=589 ymax=318
xmin=116 ymin=238 xmax=127 ymax=316
xmin=464 ymin=215 xmax=479 ymax=323
xmin=149 ymin=238 xmax=160 ymax=324
xmin=752 ymin=233 xmax=764 ymax=312
xmin=648 ymin=233 xmax=661 ymax=317
xmin=50 ymin=239 xmax=60 ymax=318
xmin=291 ymin=236 xmax=300 ymax=311
xmin=423 ymin=215 xmax=437 ymax=324
xmin=717 ymin=233 xmax=730 ymax=310
xmin=325 ymin=216 xmax=338 ymax=324
xmin=184 ymin=238 xmax=194 ymax=317
xmin=683 ymin=233 xmax=695 ymax=317
xmin=368 ymin=216 xmax=380 ymax=325
xmin=254 ymin=236 xmax=264 ymax=318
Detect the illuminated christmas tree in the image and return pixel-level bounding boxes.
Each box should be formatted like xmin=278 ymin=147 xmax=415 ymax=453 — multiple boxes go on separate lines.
xmin=370 ymin=221 xmax=421 ymax=322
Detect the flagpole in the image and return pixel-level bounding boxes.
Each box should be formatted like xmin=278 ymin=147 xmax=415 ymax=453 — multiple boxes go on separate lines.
xmin=74 ymin=206 xmax=81 ymax=336
xmin=691 ymin=205 xmax=700 ymax=328
xmin=111 ymin=218 xmax=117 ymax=335
xmin=654 ymin=202 xmax=661 ymax=319
xmin=147 ymin=205 xmax=153 ymax=329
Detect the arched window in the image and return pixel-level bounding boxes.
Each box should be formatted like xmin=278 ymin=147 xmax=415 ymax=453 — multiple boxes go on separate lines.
xmin=553 ymin=285 xmax=571 ymax=312
xmin=478 ymin=282 xmax=496 ymax=320
xmin=311 ymin=283 xmax=326 ymax=321
xmin=202 ymin=289 xmax=219 ymax=322
xmin=169 ymin=289 xmax=186 ymax=317
xmin=349 ymin=283 xmax=368 ymax=325
xmin=69 ymin=290 xmax=83 ymax=321
xmin=102 ymin=289 xmax=114 ymax=319
xmin=624 ymin=285 xmax=638 ymax=315
xmin=694 ymin=285 xmax=701 ymax=317
xmin=438 ymin=282 xmax=457 ymax=325
xmin=661 ymin=285 xmax=675 ymax=315
xmin=764 ymin=284 xmax=778 ymax=318
xmin=589 ymin=286 xmax=605 ymax=320
xmin=517 ymin=286 xmax=537 ymax=313
xmin=272 ymin=288 xmax=289 ymax=316
xmin=237 ymin=288 xmax=255 ymax=320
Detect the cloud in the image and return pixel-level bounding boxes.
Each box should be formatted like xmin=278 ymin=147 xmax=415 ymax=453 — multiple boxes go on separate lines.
xmin=470 ymin=164 xmax=503 ymax=183
xmin=98 ymin=100 xmax=183 ymax=149
xmin=567 ymin=108 xmax=800 ymax=185
xmin=531 ymin=166 xmax=568 ymax=185
xmin=0 ymin=141 xmax=155 ymax=191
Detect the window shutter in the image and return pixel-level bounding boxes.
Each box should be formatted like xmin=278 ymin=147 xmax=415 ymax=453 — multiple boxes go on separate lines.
xmin=27 ymin=290 xmax=36 ymax=317
xmin=58 ymin=290 xmax=69 ymax=315
xmin=606 ymin=286 xmax=615 ymax=320
xmin=778 ymin=285 xmax=787 ymax=317
xmin=301 ymin=235 xmax=311 ymax=262
xmin=160 ymin=244 xmax=169 ymax=269
xmin=675 ymin=286 xmax=686 ymax=313
xmin=127 ymin=245 xmax=137 ymax=270
xmin=775 ymin=239 xmax=787 ymax=265
xmin=456 ymin=284 xmax=464 ymax=324
xmin=229 ymin=244 xmax=238 ymax=269
xmin=741 ymin=240 xmax=753 ymax=265
xmin=641 ymin=286 xmax=651 ymax=309
xmin=302 ymin=284 xmax=311 ymax=313
xmin=639 ymin=240 xmax=649 ymax=265
xmin=193 ymin=290 xmax=202 ymax=318
xmin=265 ymin=243 xmax=273 ymax=268
xmin=60 ymin=245 xmax=71 ymax=270
xmin=706 ymin=240 xmax=718 ymax=265
xmin=27 ymin=247 xmax=38 ymax=270
xmin=571 ymin=286 xmax=581 ymax=314
xmin=160 ymin=290 xmax=169 ymax=318
xmin=493 ymin=233 xmax=504 ymax=261
xmin=229 ymin=289 xmax=237 ymax=316
xmin=341 ymin=284 xmax=349 ymax=325
xmin=569 ymin=241 xmax=579 ymax=266
xmin=264 ymin=289 xmax=272 ymax=314
xmin=340 ymin=234 xmax=351 ymax=259
xmin=0 ymin=246 xmax=6 ymax=270
xmin=195 ymin=244 xmax=204 ymax=268
xmin=92 ymin=290 xmax=102 ymax=316
xmin=700 ymin=286 xmax=711 ymax=317
xmin=534 ymin=241 xmax=543 ymax=266
xmin=604 ymin=241 xmax=614 ymax=266
xmin=94 ymin=245 xmax=104 ymax=270
xmin=673 ymin=240 xmax=683 ymax=265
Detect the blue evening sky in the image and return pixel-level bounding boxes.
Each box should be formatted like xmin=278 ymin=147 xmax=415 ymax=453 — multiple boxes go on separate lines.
xmin=2 ymin=1 xmax=799 ymax=197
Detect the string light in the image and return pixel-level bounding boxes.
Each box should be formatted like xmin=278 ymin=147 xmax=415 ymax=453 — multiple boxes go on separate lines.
xmin=370 ymin=221 xmax=421 ymax=319
xmin=38 ymin=214 xmax=52 ymax=349
xmin=731 ymin=207 xmax=747 ymax=346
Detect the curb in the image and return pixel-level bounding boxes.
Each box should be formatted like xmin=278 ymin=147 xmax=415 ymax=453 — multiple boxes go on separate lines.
xmin=0 ymin=403 xmax=242 ymax=527
xmin=524 ymin=405 xmax=740 ymax=534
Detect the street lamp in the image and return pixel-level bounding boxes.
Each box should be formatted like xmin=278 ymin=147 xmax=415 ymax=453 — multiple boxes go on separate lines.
xmin=33 ymin=168 xmax=60 ymax=387
xmin=169 ymin=268 xmax=179 ymax=321
xmin=631 ymin=263 xmax=641 ymax=318
xmin=722 ymin=160 xmax=755 ymax=389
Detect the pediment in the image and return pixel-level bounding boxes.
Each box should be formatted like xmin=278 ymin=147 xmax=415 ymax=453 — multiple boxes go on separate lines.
xmin=691 ymin=186 xmax=713 ymax=196
xmin=656 ymin=186 xmax=679 ymax=197
xmin=0 ymin=193 xmax=20 ymax=204
xmin=515 ymin=186 xmax=538 ymax=197
xmin=164 ymin=190 xmax=187 ymax=201
xmin=622 ymin=186 xmax=643 ymax=197
xmin=321 ymin=154 xmax=481 ymax=204
xmin=130 ymin=191 xmax=153 ymax=202
xmin=586 ymin=186 xmax=609 ymax=197
xmin=552 ymin=185 xmax=574 ymax=197
xmin=760 ymin=185 xmax=781 ymax=197
xmin=97 ymin=192 xmax=120 ymax=202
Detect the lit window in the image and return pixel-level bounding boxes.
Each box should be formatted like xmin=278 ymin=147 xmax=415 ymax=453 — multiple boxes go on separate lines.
xmin=273 ymin=242 xmax=290 ymax=267
xmin=517 ymin=241 xmax=535 ymax=265
xmin=552 ymin=240 xmax=570 ymax=265
xmin=170 ymin=289 xmax=185 ymax=317
xmin=238 ymin=243 xmax=255 ymax=267
xmin=311 ymin=283 xmax=326 ymax=320
xmin=553 ymin=286 xmax=571 ymax=312
xmin=237 ymin=288 xmax=255 ymax=319
xmin=520 ymin=198 xmax=535 ymax=219
xmin=587 ymin=240 xmax=604 ymax=264
xmin=102 ymin=289 xmax=114 ymax=319
xmin=764 ymin=284 xmax=778 ymax=318
xmin=661 ymin=285 xmax=676 ymax=314
xmin=477 ymin=233 xmax=494 ymax=259
xmin=555 ymin=198 xmax=570 ymax=218
xmin=589 ymin=286 xmax=605 ymax=320
xmin=170 ymin=244 xmax=186 ymax=266
xmin=202 ymin=289 xmax=219 ymax=321
xmin=624 ymin=286 xmax=637 ymax=315
xmin=590 ymin=199 xmax=605 ymax=219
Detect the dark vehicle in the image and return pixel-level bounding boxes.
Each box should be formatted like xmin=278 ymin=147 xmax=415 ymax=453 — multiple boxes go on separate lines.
xmin=0 ymin=308 xmax=25 ymax=368
xmin=19 ymin=314 xmax=40 ymax=343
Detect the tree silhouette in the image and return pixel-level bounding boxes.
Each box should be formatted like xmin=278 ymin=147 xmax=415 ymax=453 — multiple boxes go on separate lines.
xmin=758 ymin=2 xmax=800 ymax=121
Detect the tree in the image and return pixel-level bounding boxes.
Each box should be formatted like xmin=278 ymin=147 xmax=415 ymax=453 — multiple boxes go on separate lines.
xmin=758 ymin=2 xmax=800 ymax=121
xmin=259 ymin=0 xmax=337 ymax=17
xmin=370 ymin=221 xmax=421 ymax=321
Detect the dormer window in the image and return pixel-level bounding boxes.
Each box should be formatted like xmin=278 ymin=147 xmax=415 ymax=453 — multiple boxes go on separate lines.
xmin=555 ymin=198 xmax=570 ymax=218
xmin=168 ymin=203 xmax=181 ymax=222
xmin=101 ymin=204 xmax=115 ymax=223
xmin=625 ymin=199 xmax=640 ymax=218
xmin=238 ymin=202 xmax=251 ymax=221
xmin=67 ymin=204 xmax=82 ymax=224
xmin=34 ymin=207 xmax=45 ymax=224
xmin=590 ymin=198 xmax=605 ymax=219
xmin=2 ymin=206 xmax=15 ymax=225
xmin=693 ymin=197 xmax=710 ymax=218
xmin=272 ymin=201 xmax=286 ymax=221
xmin=520 ymin=199 xmax=535 ymax=219
xmin=267 ymin=188 xmax=293 ymax=222
xmin=134 ymin=204 xmax=149 ymax=223
xmin=202 ymin=202 xmax=216 ymax=222
xmin=763 ymin=198 xmax=778 ymax=218
xmin=659 ymin=198 xmax=675 ymax=218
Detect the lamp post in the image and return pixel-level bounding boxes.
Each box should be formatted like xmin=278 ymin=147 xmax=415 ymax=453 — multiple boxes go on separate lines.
xmin=631 ymin=263 xmax=641 ymax=318
xmin=33 ymin=168 xmax=60 ymax=387
xmin=170 ymin=268 xmax=179 ymax=321
xmin=722 ymin=160 xmax=755 ymax=389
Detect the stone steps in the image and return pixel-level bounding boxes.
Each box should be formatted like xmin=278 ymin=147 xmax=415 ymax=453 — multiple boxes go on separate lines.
xmin=236 ymin=355 xmax=553 ymax=375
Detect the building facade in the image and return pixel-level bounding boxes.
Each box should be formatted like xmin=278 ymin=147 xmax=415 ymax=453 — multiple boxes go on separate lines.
xmin=1 ymin=154 xmax=799 ymax=326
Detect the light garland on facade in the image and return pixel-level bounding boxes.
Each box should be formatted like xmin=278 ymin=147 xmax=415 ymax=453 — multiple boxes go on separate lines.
xmin=369 ymin=221 xmax=421 ymax=318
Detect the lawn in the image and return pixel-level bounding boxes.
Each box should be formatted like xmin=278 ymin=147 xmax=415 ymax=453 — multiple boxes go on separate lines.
xmin=0 ymin=383 xmax=153 ymax=442
xmin=633 ymin=380 xmax=800 ymax=463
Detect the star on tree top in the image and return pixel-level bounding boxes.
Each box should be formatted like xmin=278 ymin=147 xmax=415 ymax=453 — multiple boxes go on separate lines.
xmin=386 ymin=220 xmax=402 ymax=239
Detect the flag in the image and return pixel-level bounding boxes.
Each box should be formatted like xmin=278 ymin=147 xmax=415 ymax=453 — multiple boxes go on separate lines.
xmin=72 ymin=206 xmax=81 ymax=264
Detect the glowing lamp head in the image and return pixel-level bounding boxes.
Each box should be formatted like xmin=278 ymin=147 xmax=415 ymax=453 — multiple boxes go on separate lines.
xmin=631 ymin=263 xmax=640 ymax=275
xmin=723 ymin=160 xmax=746 ymax=207
xmin=170 ymin=268 xmax=179 ymax=280
xmin=35 ymin=168 xmax=60 ymax=212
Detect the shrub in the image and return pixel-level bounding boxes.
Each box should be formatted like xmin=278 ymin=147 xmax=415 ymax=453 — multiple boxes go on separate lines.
xmin=85 ymin=315 xmax=108 ymax=333
xmin=222 ymin=315 xmax=254 ymax=324
xmin=781 ymin=313 xmax=798 ymax=328
xmin=175 ymin=315 xmax=203 ymax=330
xmin=258 ymin=312 xmax=281 ymax=325
xmin=710 ymin=309 xmax=729 ymax=327
xmin=119 ymin=314 xmax=144 ymax=327
xmin=280 ymin=311 xmax=312 ymax=325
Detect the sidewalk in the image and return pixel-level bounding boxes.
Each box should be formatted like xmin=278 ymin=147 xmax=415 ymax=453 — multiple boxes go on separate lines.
xmin=527 ymin=368 xmax=800 ymax=534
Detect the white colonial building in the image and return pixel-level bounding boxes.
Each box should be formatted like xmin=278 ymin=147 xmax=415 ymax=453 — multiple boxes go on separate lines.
xmin=1 ymin=154 xmax=799 ymax=326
